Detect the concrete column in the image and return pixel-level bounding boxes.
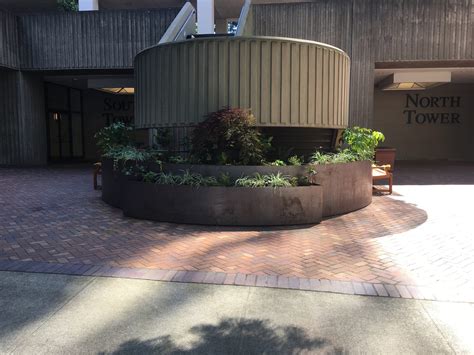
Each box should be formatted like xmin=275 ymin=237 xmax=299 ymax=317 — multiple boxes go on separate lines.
xmin=197 ymin=0 xmax=214 ymax=34
xmin=215 ymin=19 xmax=228 ymax=33
xmin=79 ymin=0 xmax=99 ymax=11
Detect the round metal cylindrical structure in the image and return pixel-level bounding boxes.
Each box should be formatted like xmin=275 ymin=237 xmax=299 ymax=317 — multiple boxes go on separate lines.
xmin=135 ymin=36 xmax=350 ymax=129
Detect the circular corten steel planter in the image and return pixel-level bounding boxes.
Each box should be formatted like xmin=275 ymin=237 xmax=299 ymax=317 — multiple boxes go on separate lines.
xmin=156 ymin=160 xmax=372 ymax=217
xmin=101 ymin=158 xmax=122 ymax=208
xmin=101 ymin=159 xmax=372 ymax=224
xmin=312 ymin=160 xmax=372 ymax=217
xmin=121 ymin=182 xmax=323 ymax=226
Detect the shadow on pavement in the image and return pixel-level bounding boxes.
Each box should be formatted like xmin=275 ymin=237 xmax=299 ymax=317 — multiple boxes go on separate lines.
xmin=394 ymin=161 xmax=474 ymax=185
xmin=105 ymin=318 xmax=342 ymax=355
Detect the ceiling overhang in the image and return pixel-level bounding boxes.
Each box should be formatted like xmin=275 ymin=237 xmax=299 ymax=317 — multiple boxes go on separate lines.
xmin=378 ymin=71 xmax=452 ymax=91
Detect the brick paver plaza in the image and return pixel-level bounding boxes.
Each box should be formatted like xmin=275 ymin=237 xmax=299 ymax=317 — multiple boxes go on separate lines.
xmin=1 ymin=162 xmax=473 ymax=302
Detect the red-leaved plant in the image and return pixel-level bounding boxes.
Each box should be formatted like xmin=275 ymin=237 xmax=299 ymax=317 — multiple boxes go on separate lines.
xmin=191 ymin=108 xmax=271 ymax=165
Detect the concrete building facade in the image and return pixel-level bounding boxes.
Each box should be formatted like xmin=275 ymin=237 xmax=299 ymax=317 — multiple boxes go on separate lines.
xmin=0 ymin=0 xmax=473 ymax=165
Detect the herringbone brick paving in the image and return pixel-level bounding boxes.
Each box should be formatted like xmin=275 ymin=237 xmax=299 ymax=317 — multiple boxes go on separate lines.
xmin=0 ymin=162 xmax=473 ymax=301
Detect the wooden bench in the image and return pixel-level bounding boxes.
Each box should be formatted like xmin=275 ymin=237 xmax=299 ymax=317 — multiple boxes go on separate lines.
xmin=372 ymin=164 xmax=392 ymax=194
xmin=93 ymin=162 xmax=102 ymax=190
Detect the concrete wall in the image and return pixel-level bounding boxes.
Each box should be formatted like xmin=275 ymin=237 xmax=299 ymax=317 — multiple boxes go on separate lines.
xmin=0 ymin=8 xmax=179 ymax=165
xmin=248 ymin=0 xmax=474 ymax=128
xmin=0 ymin=70 xmax=46 ymax=165
xmin=373 ymin=84 xmax=474 ymax=161
xmin=18 ymin=9 xmax=179 ymax=70
xmin=0 ymin=10 xmax=19 ymax=69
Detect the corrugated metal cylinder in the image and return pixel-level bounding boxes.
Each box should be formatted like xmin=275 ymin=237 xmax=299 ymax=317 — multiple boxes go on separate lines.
xmin=135 ymin=36 xmax=350 ymax=129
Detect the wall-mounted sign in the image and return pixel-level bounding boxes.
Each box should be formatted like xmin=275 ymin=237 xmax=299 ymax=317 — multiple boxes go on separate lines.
xmin=102 ymin=98 xmax=134 ymax=125
xmin=403 ymin=94 xmax=461 ymax=125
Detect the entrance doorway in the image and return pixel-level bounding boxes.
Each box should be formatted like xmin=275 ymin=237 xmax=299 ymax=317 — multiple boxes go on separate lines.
xmin=45 ymin=83 xmax=84 ymax=161
xmin=373 ymin=65 xmax=474 ymax=161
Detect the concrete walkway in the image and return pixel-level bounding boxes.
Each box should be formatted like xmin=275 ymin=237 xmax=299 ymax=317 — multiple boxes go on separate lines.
xmin=1 ymin=271 xmax=473 ymax=354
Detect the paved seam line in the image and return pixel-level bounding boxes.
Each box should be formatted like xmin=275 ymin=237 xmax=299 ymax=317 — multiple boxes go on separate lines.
xmin=418 ymin=301 xmax=459 ymax=355
xmin=0 ymin=261 xmax=472 ymax=304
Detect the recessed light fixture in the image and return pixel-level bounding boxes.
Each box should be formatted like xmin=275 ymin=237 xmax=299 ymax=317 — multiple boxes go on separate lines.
xmin=97 ymin=87 xmax=135 ymax=95
xmin=378 ymin=71 xmax=451 ymax=91
xmin=87 ymin=78 xmax=135 ymax=95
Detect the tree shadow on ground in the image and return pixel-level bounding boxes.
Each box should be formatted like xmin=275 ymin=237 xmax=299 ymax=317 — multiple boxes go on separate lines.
xmin=105 ymin=318 xmax=342 ymax=355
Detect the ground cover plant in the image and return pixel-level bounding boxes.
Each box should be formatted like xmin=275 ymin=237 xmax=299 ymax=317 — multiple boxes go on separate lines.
xmin=235 ymin=173 xmax=296 ymax=188
xmin=138 ymin=170 xmax=312 ymax=188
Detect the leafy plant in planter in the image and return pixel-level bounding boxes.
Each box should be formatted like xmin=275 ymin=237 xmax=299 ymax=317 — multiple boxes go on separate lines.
xmin=343 ymin=126 xmax=385 ymax=160
xmin=267 ymin=159 xmax=286 ymax=166
xmin=190 ymin=108 xmax=271 ymax=165
xmin=235 ymin=173 xmax=297 ymax=188
xmin=287 ymin=155 xmax=303 ymax=166
xmin=310 ymin=127 xmax=385 ymax=164
xmin=152 ymin=128 xmax=172 ymax=152
xmin=143 ymin=170 xmax=219 ymax=187
xmin=310 ymin=150 xmax=359 ymax=165
xmin=57 ymin=0 xmax=78 ymax=11
xmin=94 ymin=122 xmax=133 ymax=155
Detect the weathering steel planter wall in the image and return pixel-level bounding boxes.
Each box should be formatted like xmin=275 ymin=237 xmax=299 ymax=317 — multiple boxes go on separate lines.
xmin=313 ymin=160 xmax=372 ymax=216
xmin=101 ymin=160 xmax=371 ymax=224
xmin=102 ymin=159 xmax=372 ymax=225
xmin=101 ymin=159 xmax=122 ymax=208
xmin=157 ymin=160 xmax=372 ymax=217
xmin=121 ymin=182 xmax=323 ymax=226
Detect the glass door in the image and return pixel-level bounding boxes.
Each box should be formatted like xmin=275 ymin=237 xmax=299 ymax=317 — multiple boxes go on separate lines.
xmin=46 ymin=84 xmax=84 ymax=161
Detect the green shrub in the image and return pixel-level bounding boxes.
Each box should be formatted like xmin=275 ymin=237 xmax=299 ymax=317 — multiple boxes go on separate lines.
xmin=235 ymin=173 xmax=296 ymax=188
xmin=153 ymin=128 xmax=172 ymax=152
xmin=179 ymin=170 xmax=219 ymax=187
xmin=268 ymin=159 xmax=286 ymax=166
xmin=143 ymin=171 xmax=159 ymax=183
xmin=57 ymin=0 xmax=78 ymax=11
xmin=168 ymin=155 xmax=189 ymax=164
xmin=148 ymin=170 xmax=218 ymax=187
xmin=310 ymin=150 xmax=359 ymax=165
xmin=343 ymin=126 xmax=385 ymax=160
xmin=156 ymin=172 xmax=180 ymax=185
xmin=190 ymin=108 xmax=271 ymax=165
xmin=217 ymin=173 xmax=233 ymax=187
xmin=103 ymin=146 xmax=148 ymax=162
xmin=310 ymin=127 xmax=385 ymax=164
xmin=103 ymin=146 xmax=154 ymax=174
xmin=140 ymin=170 xmax=316 ymax=188
xmin=94 ymin=122 xmax=133 ymax=155
xmin=287 ymin=155 xmax=303 ymax=166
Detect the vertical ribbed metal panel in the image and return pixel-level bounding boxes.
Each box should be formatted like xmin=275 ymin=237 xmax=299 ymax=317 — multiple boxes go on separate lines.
xmin=0 ymin=70 xmax=19 ymax=164
xmin=0 ymin=10 xmax=19 ymax=69
xmin=135 ymin=37 xmax=350 ymax=129
xmin=249 ymin=0 xmax=474 ymax=128
xmin=252 ymin=2 xmax=353 ymax=55
xmin=372 ymin=0 xmax=473 ymax=61
xmin=0 ymin=70 xmax=46 ymax=165
xmin=18 ymin=9 xmax=179 ymax=70
xmin=349 ymin=0 xmax=374 ymax=127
